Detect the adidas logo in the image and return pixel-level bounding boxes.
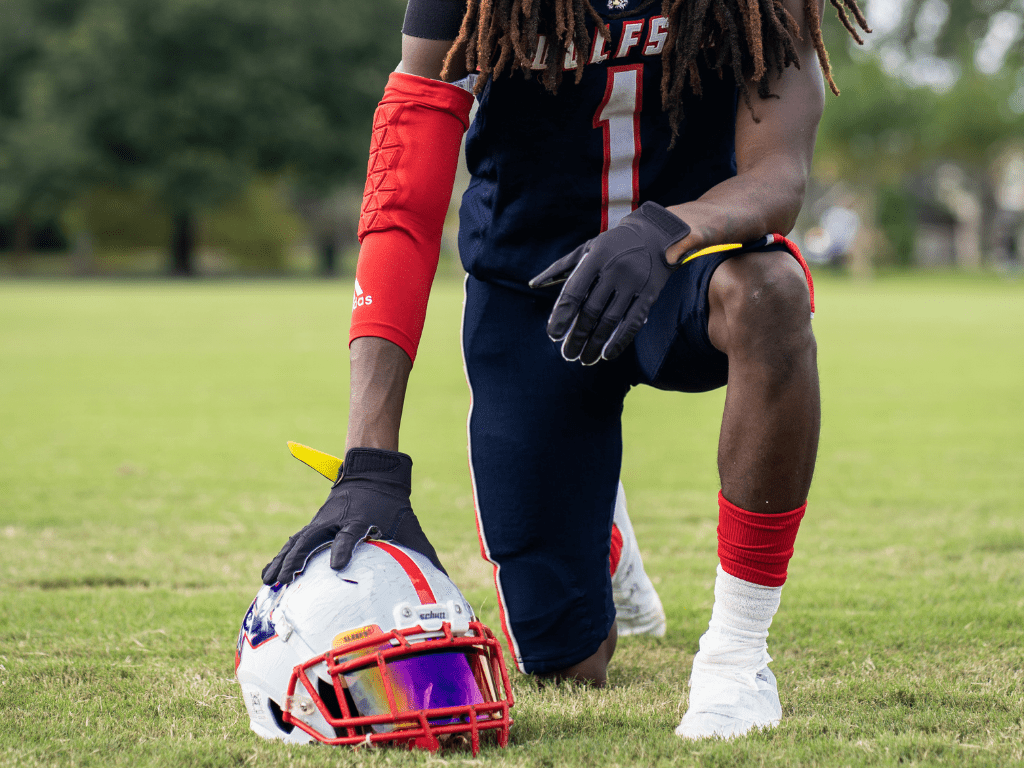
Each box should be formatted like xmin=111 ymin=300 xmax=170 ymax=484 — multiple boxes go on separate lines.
xmin=352 ymin=279 xmax=373 ymax=310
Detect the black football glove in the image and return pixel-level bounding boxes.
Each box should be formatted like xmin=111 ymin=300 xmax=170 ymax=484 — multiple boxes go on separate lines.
xmin=261 ymin=448 xmax=445 ymax=586
xmin=529 ymin=202 xmax=690 ymax=365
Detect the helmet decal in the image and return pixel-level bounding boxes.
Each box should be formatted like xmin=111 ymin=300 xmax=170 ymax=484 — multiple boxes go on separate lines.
xmin=332 ymin=624 xmax=384 ymax=648
xmin=237 ymin=582 xmax=285 ymax=656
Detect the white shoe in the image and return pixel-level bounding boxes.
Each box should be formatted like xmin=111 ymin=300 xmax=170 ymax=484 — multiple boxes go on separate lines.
xmin=675 ymin=662 xmax=781 ymax=739
xmin=611 ymin=483 xmax=666 ymax=637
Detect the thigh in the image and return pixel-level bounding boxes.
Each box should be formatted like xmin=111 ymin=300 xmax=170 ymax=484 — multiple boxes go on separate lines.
xmin=462 ymin=277 xmax=630 ymax=674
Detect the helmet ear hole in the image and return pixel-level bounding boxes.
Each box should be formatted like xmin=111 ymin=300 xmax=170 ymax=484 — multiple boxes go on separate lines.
xmin=268 ymin=699 xmax=295 ymax=735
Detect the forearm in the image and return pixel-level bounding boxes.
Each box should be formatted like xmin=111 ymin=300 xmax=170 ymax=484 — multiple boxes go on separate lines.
xmin=345 ymin=337 xmax=412 ymax=452
xmin=665 ymin=160 xmax=809 ymax=262
xmin=345 ymin=37 xmax=469 ymax=453
xmin=665 ymin=3 xmax=825 ymax=264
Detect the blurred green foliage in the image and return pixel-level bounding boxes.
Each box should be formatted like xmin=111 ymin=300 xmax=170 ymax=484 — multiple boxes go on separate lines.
xmin=61 ymin=181 xmax=303 ymax=270
xmin=63 ymin=188 xmax=171 ymax=251
xmin=0 ymin=0 xmax=404 ymax=269
xmin=875 ymin=185 xmax=918 ymax=267
xmin=203 ymin=180 xmax=304 ymax=271
xmin=2 ymin=0 xmax=1022 ymax=271
xmin=816 ymin=0 xmax=1024 ymax=178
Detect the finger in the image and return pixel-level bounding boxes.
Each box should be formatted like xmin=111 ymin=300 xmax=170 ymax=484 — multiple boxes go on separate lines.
xmin=546 ymin=268 xmax=600 ymax=341
xmin=578 ymin=291 xmax=634 ymax=365
xmin=553 ymin=313 xmax=580 ymax=360
xmin=529 ymin=245 xmax=586 ymax=289
xmin=601 ymin=298 xmax=648 ymax=361
xmin=579 ymin=337 xmax=603 ymax=366
xmin=261 ymin=532 xmax=301 ymax=585
xmin=261 ymin=555 xmax=283 ymax=586
xmin=278 ymin=524 xmax=336 ymax=584
xmin=560 ymin=284 xmax=615 ymax=361
xmin=578 ymin=314 xmax=619 ymax=365
xmin=328 ymin=518 xmax=383 ymax=571
xmin=547 ymin=296 xmax=581 ymax=343
xmin=329 ymin=529 xmax=363 ymax=572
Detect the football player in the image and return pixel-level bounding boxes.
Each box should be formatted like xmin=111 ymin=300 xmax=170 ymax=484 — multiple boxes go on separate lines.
xmin=261 ymin=0 xmax=869 ymax=740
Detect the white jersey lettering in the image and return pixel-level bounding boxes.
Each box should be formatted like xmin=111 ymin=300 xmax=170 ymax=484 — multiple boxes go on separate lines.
xmin=590 ymin=29 xmax=611 ymax=64
xmin=593 ymin=65 xmax=643 ymax=231
xmin=615 ymin=21 xmax=645 ymax=59
xmin=644 ymin=16 xmax=669 ymax=56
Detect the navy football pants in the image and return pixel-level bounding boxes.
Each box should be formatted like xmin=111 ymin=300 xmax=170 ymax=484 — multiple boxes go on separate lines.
xmin=462 ymin=245 xmax=787 ymax=673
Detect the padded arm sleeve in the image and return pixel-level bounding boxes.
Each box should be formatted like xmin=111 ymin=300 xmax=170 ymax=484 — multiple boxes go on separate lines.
xmin=351 ymin=72 xmax=474 ymax=362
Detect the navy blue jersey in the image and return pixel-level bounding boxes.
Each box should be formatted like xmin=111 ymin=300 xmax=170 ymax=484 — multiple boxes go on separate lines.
xmin=458 ymin=0 xmax=739 ymax=291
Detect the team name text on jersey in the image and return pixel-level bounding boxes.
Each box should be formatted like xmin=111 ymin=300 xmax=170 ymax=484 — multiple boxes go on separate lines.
xmin=529 ymin=16 xmax=669 ymax=72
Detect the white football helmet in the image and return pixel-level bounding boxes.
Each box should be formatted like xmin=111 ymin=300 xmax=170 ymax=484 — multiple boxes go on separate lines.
xmin=235 ymin=541 xmax=513 ymax=754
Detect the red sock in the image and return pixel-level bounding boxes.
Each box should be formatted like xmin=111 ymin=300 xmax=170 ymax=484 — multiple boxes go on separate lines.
xmin=609 ymin=523 xmax=623 ymax=577
xmin=717 ymin=491 xmax=806 ymax=588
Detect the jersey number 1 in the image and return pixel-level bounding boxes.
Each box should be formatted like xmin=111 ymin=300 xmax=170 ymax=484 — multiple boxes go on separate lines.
xmin=593 ymin=64 xmax=643 ymax=232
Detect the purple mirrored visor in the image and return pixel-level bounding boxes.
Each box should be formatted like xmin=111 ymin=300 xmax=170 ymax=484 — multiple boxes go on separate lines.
xmin=341 ymin=649 xmax=486 ymax=732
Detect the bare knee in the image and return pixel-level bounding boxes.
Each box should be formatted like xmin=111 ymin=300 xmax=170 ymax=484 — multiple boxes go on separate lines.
xmin=708 ymin=252 xmax=815 ymax=373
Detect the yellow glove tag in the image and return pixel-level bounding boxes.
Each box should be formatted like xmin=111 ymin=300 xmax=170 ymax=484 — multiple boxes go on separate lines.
xmin=680 ymin=243 xmax=743 ymax=265
xmin=287 ymin=441 xmax=343 ymax=482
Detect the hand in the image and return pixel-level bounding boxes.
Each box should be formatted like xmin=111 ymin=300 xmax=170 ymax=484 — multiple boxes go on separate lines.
xmin=261 ymin=448 xmax=445 ymax=585
xmin=529 ymin=202 xmax=690 ymax=365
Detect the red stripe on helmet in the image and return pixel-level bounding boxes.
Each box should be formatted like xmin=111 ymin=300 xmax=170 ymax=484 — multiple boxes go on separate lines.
xmin=366 ymin=540 xmax=436 ymax=604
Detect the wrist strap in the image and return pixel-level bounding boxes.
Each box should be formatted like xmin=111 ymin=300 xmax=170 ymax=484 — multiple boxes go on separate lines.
xmin=340 ymin=447 xmax=413 ymax=486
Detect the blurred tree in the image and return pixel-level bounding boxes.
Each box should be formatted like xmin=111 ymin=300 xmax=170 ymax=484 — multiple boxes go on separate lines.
xmin=1 ymin=0 xmax=403 ymax=274
xmin=816 ymin=0 xmax=1024 ymax=177
xmin=876 ymin=183 xmax=918 ymax=266
xmin=812 ymin=0 xmax=1023 ymax=265
xmin=0 ymin=0 xmax=91 ymax=266
xmin=203 ymin=179 xmax=304 ymax=271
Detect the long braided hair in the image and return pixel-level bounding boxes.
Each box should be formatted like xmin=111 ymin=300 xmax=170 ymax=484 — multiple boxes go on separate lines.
xmin=441 ymin=0 xmax=870 ymax=139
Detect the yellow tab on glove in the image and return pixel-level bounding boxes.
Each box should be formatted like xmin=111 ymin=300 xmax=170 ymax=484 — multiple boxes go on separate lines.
xmin=680 ymin=242 xmax=743 ymax=265
xmin=287 ymin=441 xmax=343 ymax=483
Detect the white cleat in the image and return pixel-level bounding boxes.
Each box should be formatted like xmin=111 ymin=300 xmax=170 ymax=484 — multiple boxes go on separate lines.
xmin=675 ymin=659 xmax=782 ymax=739
xmin=611 ymin=483 xmax=667 ymax=638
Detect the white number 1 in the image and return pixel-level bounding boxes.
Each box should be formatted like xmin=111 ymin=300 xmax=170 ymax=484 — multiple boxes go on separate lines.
xmin=593 ymin=64 xmax=643 ymax=231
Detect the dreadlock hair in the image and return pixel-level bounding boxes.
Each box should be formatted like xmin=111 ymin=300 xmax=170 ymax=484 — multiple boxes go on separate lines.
xmin=441 ymin=0 xmax=609 ymax=92
xmin=441 ymin=0 xmax=870 ymax=142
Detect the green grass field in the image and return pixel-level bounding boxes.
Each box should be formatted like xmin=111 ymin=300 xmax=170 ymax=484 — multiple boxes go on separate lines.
xmin=1 ymin=273 xmax=1022 ymax=767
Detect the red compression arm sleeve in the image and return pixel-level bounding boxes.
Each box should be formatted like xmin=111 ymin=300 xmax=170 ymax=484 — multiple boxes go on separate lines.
xmin=351 ymin=72 xmax=474 ymax=362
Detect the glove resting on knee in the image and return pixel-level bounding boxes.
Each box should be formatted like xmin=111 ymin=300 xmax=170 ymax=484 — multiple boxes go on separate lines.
xmin=530 ymin=202 xmax=690 ymax=365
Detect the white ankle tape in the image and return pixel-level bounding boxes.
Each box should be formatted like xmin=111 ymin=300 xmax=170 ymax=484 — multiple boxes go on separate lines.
xmin=696 ymin=566 xmax=782 ymax=673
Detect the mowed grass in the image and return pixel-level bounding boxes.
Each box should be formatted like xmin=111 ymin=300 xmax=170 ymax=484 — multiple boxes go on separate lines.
xmin=1 ymin=272 xmax=1022 ymax=767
